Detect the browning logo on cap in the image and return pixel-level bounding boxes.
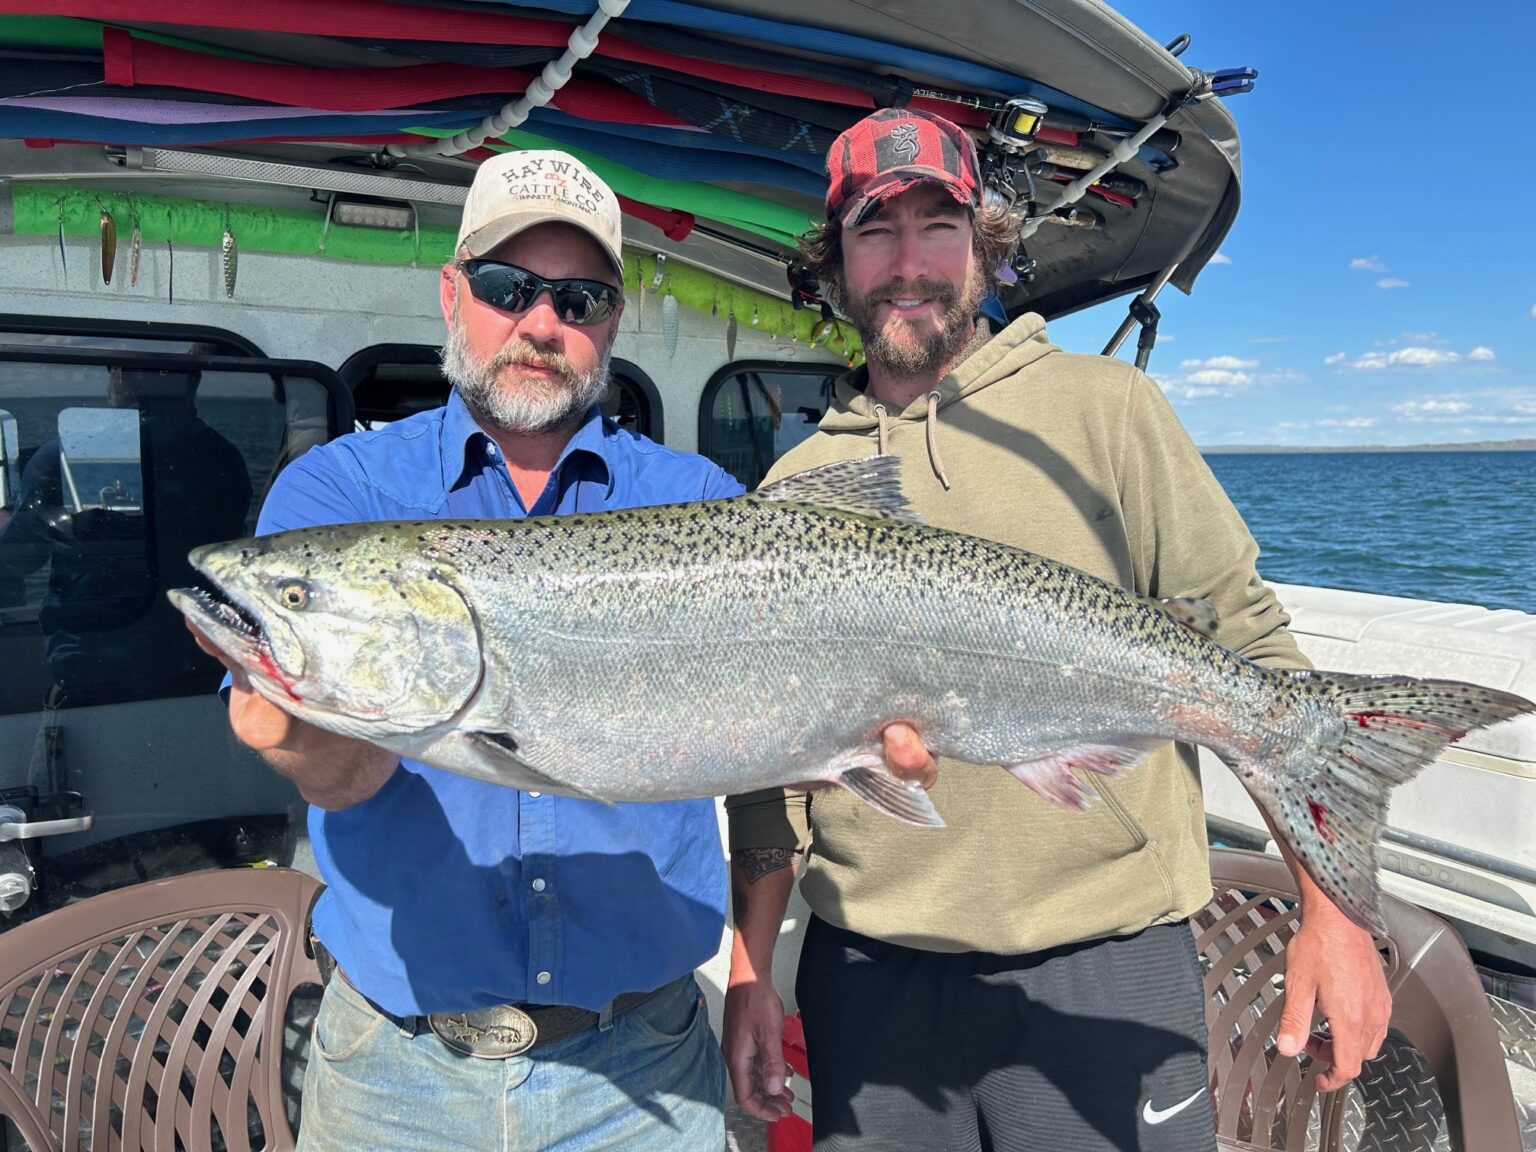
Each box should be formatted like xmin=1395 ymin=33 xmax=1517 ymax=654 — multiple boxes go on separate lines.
xmin=825 ymin=108 xmax=981 ymax=228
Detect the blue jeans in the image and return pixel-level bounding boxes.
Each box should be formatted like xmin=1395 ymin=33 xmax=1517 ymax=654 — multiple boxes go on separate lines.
xmin=297 ymin=972 xmax=727 ymax=1151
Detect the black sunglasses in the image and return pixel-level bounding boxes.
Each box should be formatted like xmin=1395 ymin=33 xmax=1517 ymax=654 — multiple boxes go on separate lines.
xmin=457 ymin=260 xmax=621 ymax=325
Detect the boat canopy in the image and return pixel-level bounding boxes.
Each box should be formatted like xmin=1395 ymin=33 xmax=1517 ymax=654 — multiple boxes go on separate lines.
xmin=0 ymin=0 xmax=1247 ymax=321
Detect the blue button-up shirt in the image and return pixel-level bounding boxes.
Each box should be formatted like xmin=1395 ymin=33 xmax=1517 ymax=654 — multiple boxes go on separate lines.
xmin=254 ymin=391 xmax=744 ymax=1015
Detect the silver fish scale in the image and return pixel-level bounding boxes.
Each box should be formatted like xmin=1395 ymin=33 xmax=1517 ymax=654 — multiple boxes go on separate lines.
xmin=421 ymin=499 xmax=1310 ymax=800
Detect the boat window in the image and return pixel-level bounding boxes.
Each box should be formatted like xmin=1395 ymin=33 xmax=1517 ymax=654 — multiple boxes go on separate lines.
xmin=0 ymin=350 xmax=347 ymax=715
xmin=698 ymin=362 xmax=843 ymax=489
xmin=342 ymin=344 xmax=663 ymax=440
xmin=0 ymin=348 xmax=347 ymax=927
xmin=0 ymin=314 xmax=261 ymax=357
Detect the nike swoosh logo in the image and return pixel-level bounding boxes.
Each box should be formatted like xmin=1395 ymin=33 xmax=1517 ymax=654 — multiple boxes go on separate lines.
xmin=1142 ymin=1087 xmax=1206 ymax=1125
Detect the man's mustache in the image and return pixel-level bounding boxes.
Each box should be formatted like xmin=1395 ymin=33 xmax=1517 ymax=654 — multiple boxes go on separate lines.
xmin=862 ymin=278 xmax=957 ymax=309
xmin=490 ymin=343 xmax=578 ymax=378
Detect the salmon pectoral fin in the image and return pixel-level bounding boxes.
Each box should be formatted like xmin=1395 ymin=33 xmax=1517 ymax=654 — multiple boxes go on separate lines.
xmin=461 ymin=732 xmax=609 ymax=804
xmin=836 ymin=756 xmax=945 ymax=827
xmin=1003 ymin=737 xmax=1167 ymax=812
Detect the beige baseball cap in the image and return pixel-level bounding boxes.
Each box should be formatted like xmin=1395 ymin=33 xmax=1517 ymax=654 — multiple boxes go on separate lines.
xmin=455 ymin=150 xmax=623 ymax=279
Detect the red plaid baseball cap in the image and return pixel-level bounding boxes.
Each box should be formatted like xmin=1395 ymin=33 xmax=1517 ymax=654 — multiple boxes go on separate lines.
xmin=826 ymin=108 xmax=981 ymax=227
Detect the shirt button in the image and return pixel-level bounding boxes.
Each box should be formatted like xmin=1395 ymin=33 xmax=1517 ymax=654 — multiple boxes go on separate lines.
xmin=531 ymin=878 xmax=547 ymax=892
xmin=485 ymin=443 xmax=500 ymax=461
xmin=535 ymin=971 xmax=551 ymax=985
xmin=528 ymin=791 xmax=541 ymax=798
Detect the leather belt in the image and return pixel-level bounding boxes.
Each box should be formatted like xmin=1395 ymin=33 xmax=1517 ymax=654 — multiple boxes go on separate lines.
xmin=331 ymin=964 xmax=663 ymax=1059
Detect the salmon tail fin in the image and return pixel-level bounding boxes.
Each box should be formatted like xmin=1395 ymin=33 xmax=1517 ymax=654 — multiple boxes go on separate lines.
xmin=1247 ymin=672 xmax=1534 ymax=935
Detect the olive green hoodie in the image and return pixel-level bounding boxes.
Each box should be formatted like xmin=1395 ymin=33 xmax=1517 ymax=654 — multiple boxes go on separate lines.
xmin=726 ymin=313 xmax=1307 ymax=954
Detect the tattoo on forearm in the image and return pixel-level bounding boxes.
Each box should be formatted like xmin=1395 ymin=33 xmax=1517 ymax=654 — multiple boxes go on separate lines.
xmin=731 ymin=873 xmax=748 ymax=919
xmin=737 ymin=847 xmax=796 ymax=884
xmin=731 ymin=848 xmax=796 ymax=921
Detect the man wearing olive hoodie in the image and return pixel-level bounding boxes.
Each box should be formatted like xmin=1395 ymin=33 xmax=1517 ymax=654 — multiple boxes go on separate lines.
xmin=722 ymin=109 xmax=1392 ymax=1152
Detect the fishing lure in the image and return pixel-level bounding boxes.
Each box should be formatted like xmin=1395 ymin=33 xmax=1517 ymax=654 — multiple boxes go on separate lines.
xmin=661 ymin=288 xmax=679 ymax=358
xmin=128 ymin=216 xmax=143 ymax=288
xmin=221 ymin=227 xmax=238 ymax=299
xmin=56 ymin=203 xmax=67 ymax=279
xmin=99 ymin=209 xmax=117 ymax=286
xmin=809 ymin=318 xmax=834 ymax=348
xmin=725 ymin=309 xmax=738 ymax=360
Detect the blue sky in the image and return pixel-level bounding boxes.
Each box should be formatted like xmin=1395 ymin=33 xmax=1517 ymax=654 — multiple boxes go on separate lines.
xmin=1047 ymin=2 xmax=1536 ymax=447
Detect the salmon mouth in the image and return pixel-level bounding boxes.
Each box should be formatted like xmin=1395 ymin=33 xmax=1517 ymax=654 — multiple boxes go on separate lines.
xmin=176 ymin=580 xmax=259 ymax=636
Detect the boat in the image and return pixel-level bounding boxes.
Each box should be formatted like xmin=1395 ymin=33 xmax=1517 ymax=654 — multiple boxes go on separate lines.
xmin=0 ymin=2 xmax=1531 ymax=1148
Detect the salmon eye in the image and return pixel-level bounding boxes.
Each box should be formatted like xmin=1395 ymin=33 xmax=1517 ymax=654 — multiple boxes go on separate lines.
xmin=280 ymin=581 xmax=310 ymax=610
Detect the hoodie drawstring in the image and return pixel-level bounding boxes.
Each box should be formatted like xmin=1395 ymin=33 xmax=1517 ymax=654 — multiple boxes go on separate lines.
xmin=872 ymin=397 xmax=950 ymax=489
xmin=925 ymin=391 xmax=951 ymax=490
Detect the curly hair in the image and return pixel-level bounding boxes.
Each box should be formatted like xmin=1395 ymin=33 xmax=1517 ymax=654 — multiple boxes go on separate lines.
xmin=797 ymin=202 xmax=1022 ymax=311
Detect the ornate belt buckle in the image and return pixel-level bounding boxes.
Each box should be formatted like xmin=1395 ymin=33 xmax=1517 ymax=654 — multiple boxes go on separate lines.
xmin=428 ymin=1005 xmax=538 ymax=1058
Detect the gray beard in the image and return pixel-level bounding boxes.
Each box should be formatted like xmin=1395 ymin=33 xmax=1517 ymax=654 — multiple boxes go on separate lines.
xmin=441 ymin=321 xmax=611 ymax=435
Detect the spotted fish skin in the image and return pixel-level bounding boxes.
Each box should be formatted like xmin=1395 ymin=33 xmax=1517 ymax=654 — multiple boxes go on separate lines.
xmin=172 ymin=458 xmax=1533 ymax=934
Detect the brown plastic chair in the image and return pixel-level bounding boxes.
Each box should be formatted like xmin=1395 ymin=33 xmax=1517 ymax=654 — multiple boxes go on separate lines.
xmin=1201 ymin=847 xmax=1522 ymax=1151
xmin=0 ymin=866 xmax=323 ymax=1152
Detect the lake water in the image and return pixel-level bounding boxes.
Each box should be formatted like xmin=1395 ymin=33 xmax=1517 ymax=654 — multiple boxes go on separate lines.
xmin=1204 ymin=451 xmax=1536 ymax=614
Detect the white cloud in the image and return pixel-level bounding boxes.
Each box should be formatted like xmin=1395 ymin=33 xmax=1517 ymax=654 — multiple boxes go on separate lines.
xmin=1186 ymin=369 xmax=1254 ymax=387
xmin=1180 ymin=355 xmax=1259 ymax=370
xmin=1387 ymin=388 xmax=1536 ymax=426
xmin=1317 ymin=417 xmax=1377 ymax=428
xmin=1348 ymin=346 xmax=1460 ymax=370
xmin=1350 ymin=257 xmax=1388 ymax=273
xmin=1208 ymin=252 xmax=1232 ymax=265
xmin=1530 ymin=304 xmax=1536 ymax=320
xmin=1394 ymin=400 xmax=1469 ymax=416
xmin=1157 ymin=355 xmax=1305 ymax=402
xmin=1468 ymin=346 xmax=1496 ymax=361
xmin=1398 ymin=331 xmax=1443 ymax=344
xmin=1324 ymin=352 xmax=1347 ymax=366
xmin=1377 ymin=278 xmax=1411 ymax=290
xmin=1391 ymin=346 xmax=1458 ymax=366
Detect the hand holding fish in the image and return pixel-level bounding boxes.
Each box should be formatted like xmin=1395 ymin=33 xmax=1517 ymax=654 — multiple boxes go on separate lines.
xmin=1277 ymin=870 xmax=1393 ymax=1091
xmin=878 ymin=723 xmax=938 ymax=790
xmin=187 ymin=619 xmax=398 ymax=809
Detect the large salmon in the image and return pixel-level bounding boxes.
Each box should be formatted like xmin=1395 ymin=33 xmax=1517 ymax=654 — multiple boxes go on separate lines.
xmin=170 ymin=457 xmax=1532 ymax=932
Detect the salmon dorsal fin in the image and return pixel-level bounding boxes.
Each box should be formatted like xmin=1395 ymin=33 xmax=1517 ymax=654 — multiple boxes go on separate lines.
xmin=754 ymin=456 xmax=925 ymax=523
xmin=1153 ymin=596 xmax=1220 ymax=638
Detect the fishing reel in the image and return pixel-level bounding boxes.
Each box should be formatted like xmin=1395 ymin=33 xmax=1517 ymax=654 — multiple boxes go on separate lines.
xmin=978 ymin=95 xmax=1050 ymax=217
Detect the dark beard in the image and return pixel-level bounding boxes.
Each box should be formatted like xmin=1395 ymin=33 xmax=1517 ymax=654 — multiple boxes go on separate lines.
xmin=843 ymin=269 xmax=985 ymax=381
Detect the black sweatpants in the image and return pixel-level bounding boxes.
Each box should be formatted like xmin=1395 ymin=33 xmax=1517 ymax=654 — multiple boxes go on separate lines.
xmin=795 ymin=916 xmax=1216 ymax=1152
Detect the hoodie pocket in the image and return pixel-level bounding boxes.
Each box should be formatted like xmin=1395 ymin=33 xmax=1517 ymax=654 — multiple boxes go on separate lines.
xmin=1095 ymin=780 xmax=1176 ymax=908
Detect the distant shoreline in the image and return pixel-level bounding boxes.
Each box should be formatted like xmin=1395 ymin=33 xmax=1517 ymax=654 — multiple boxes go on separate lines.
xmin=1199 ymin=438 xmax=1536 ymax=455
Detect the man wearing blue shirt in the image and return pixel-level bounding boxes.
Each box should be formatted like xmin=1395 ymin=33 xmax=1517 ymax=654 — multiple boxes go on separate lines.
xmin=197 ymin=151 xmax=742 ymax=1151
